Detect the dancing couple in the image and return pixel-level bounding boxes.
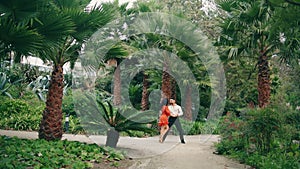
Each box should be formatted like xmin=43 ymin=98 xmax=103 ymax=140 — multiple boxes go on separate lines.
xmin=158 ymin=98 xmax=185 ymax=144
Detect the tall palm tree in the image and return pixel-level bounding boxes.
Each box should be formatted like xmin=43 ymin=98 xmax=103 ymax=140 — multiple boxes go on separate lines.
xmin=103 ymin=43 xmax=129 ymax=106
xmin=219 ymin=0 xmax=300 ymax=108
xmin=36 ymin=0 xmax=115 ymax=140
xmin=1 ymin=0 xmax=116 ymax=140
xmin=217 ymin=0 xmax=280 ymax=108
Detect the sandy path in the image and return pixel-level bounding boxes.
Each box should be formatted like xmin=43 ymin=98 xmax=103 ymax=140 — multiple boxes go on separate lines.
xmin=128 ymin=135 xmax=251 ymax=169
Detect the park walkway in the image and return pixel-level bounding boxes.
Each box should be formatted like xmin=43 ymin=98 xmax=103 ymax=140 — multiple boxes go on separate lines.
xmin=0 ymin=129 xmax=251 ymax=169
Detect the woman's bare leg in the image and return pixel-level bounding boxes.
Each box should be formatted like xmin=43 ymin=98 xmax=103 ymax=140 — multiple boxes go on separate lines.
xmin=159 ymin=125 xmax=169 ymax=142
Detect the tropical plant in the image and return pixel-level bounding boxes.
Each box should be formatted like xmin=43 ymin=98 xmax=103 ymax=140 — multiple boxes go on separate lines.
xmin=27 ymin=75 xmax=50 ymax=101
xmin=0 ymin=72 xmax=22 ymax=98
xmin=216 ymin=0 xmax=300 ymax=108
xmin=96 ymin=100 xmax=156 ymax=148
xmin=36 ymin=0 xmax=116 ymax=141
xmin=0 ymin=0 xmax=116 ymax=140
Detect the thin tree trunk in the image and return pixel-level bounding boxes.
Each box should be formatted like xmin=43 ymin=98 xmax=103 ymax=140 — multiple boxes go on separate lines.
xmin=170 ymin=78 xmax=176 ymax=100
xmin=162 ymin=64 xmax=172 ymax=99
xmin=141 ymin=72 xmax=150 ymax=111
xmin=257 ymin=54 xmax=270 ymax=108
xmin=184 ymin=85 xmax=192 ymax=121
xmin=113 ymin=66 xmax=121 ymax=106
xmin=39 ymin=64 xmax=64 ymax=140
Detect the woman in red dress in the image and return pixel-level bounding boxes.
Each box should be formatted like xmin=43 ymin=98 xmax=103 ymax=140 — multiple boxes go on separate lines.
xmin=158 ymin=98 xmax=170 ymax=143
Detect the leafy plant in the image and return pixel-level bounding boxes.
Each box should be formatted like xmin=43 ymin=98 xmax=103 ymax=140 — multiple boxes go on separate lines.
xmin=0 ymin=98 xmax=44 ymax=131
xmin=75 ymin=93 xmax=157 ymax=148
xmin=96 ymin=100 xmax=157 ymax=148
xmin=0 ymin=135 xmax=126 ymax=168
xmin=216 ymin=106 xmax=300 ymax=168
xmin=27 ymin=75 xmax=50 ymax=101
xmin=28 ymin=75 xmax=70 ymax=102
xmin=0 ymin=72 xmax=22 ymax=98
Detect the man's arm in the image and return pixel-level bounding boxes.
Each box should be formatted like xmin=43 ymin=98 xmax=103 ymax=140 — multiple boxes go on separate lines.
xmin=177 ymin=105 xmax=183 ymax=116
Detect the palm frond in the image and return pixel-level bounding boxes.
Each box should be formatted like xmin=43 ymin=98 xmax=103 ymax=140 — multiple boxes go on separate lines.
xmin=0 ymin=17 xmax=43 ymax=55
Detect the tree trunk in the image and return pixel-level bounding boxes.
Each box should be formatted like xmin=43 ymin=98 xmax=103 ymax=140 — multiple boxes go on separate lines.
xmin=39 ymin=64 xmax=64 ymax=140
xmin=113 ymin=66 xmax=121 ymax=106
xmin=170 ymin=78 xmax=176 ymax=100
xmin=105 ymin=128 xmax=120 ymax=148
xmin=184 ymin=85 xmax=192 ymax=121
xmin=162 ymin=70 xmax=172 ymax=99
xmin=257 ymin=54 xmax=270 ymax=108
xmin=141 ymin=72 xmax=150 ymax=111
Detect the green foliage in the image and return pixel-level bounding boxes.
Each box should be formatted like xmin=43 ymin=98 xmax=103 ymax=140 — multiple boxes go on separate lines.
xmin=0 ymin=72 xmax=14 ymax=98
xmin=245 ymin=108 xmax=282 ymax=154
xmin=216 ymin=106 xmax=300 ymax=168
xmin=96 ymin=100 xmax=157 ymax=136
xmin=63 ymin=115 xmax=85 ymax=134
xmin=0 ymin=135 xmax=125 ymax=169
xmin=175 ymin=120 xmax=220 ymax=135
xmin=62 ymin=91 xmax=77 ymax=116
xmin=0 ymin=71 xmax=24 ymax=98
xmin=0 ymin=98 xmax=44 ymax=131
xmin=27 ymin=75 xmax=50 ymax=102
xmin=73 ymin=92 xmax=157 ymax=136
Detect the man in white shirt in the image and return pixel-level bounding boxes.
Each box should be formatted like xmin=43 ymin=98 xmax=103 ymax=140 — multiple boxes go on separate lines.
xmin=162 ymin=98 xmax=185 ymax=144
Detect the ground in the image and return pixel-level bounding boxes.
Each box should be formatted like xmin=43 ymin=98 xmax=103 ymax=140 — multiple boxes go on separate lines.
xmin=0 ymin=130 xmax=251 ymax=169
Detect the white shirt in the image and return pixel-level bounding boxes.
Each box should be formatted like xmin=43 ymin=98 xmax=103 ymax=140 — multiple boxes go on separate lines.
xmin=168 ymin=104 xmax=183 ymax=117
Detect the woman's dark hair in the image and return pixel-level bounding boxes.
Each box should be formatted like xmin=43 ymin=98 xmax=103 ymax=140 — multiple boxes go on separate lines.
xmin=160 ymin=98 xmax=169 ymax=107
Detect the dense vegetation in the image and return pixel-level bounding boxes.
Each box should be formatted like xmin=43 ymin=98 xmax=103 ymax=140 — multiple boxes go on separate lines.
xmin=0 ymin=135 xmax=127 ymax=169
xmin=0 ymin=0 xmax=299 ymax=168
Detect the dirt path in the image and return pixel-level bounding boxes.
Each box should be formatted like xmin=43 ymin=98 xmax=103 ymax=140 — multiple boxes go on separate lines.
xmin=127 ymin=135 xmax=251 ymax=169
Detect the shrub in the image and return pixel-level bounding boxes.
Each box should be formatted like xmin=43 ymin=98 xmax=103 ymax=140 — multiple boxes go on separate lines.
xmin=216 ymin=106 xmax=300 ymax=169
xmin=215 ymin=112 xmax=246 ymax=154
xmin=0 ymin=98 xmax=44 ymax=131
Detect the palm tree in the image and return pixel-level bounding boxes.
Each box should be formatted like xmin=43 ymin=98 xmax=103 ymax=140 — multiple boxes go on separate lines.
xmin=141 ymin=71 xmax=150 ymax=110
xmin=1 ymin=0 xmax=116 ymax=140
xmin=36 ymin=0 xmax=115 ymax=141
xmin=221 ymin=0 xmax=300 ymax=108
xmin=217 ymin=0 xmax=280 ymax=108
xmin=0 ymin=0 xmax=44 ymax=64
xmin=103 ymin=44 xmax=129 ymax=106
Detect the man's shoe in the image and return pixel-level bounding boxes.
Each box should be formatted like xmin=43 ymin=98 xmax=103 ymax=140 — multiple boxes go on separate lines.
xmin=181 ymin=140 xmax=185 ymax=144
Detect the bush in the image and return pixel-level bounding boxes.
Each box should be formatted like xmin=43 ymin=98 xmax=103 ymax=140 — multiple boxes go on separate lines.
xmin=216 ymin=106 xmax=300 ymax=168
xmin=215 ymin=112 xmax=246 ymax=154
xmin=0 ymin=98 xmax=44 ymax=131
xmin=63 ymin=114 xmax=85 ymax=134
xmin=168 ymin=119 xmax=220 ymax=136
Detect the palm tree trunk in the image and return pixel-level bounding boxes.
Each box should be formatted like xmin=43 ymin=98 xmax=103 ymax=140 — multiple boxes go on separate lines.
xmin=162 ymin=70 xmax=172 ymax=99
xmin=257 ymin=54 xmax=270 ymax=108
xmin=184 ymin=85 xmax=192 ymax=121
xmin=39 ymin=64 xmax=64 ymax=140
xmin=113 ymin=66 xmax=121 ymax=106
xmin=141 ymin=72 xmax=150 ymax=111
xmin=170 ymin=78 xmax=176 ymax=100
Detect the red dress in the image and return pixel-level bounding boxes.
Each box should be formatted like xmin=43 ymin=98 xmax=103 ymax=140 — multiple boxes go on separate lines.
xmin=158 ymin=106 xmax=171 ymax=126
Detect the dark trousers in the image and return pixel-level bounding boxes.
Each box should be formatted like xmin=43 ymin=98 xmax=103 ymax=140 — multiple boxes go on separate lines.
xmin=162 ymin=116 xmax=184 ymax=141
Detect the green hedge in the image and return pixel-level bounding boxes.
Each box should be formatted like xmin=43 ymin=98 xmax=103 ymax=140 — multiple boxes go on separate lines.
xmin=0 ymin=98 xmax=44 ymax=131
